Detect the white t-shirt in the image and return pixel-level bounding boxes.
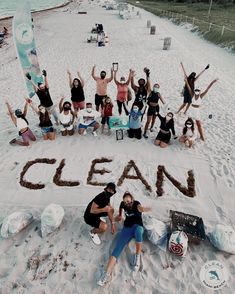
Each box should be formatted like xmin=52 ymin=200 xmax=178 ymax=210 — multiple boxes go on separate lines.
xmin=77 ymin=109 xmax=101 ymax=126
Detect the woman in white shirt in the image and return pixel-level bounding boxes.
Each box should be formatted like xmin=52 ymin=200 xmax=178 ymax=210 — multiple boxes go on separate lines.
xmin=179 ymin=118 xmax=197 ymax=148
xmin=59 ymin=98 xmax=75 ymax=136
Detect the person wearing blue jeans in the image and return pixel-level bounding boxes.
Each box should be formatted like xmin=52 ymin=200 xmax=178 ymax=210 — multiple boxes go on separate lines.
xmin=97 ymin=192 xmax=151 ymax=287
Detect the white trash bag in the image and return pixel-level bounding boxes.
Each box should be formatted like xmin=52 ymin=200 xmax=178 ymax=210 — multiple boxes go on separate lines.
xmin=169 ymin=231 xmax=188 ymax=257
xmin=143 ymin=215 xmax=169 ymax=251
xmin=41 ymin=203 xmax=64 ymax=238
xmin=208 ymin=224 xmax=235 ymax=254
xmin=1 ymin=211 xmax=33 ymax=238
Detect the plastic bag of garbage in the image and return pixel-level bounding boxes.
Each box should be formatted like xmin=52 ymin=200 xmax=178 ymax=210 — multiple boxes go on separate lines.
xmin=169 ymin=231 xmax=188 ymax=257
xmin=41 ymin=203 xmax=64 ymax=237
xmin=208 ymin=224 xmax=235 ymax=254
xmin=1 ymin=211 xmax=33 ymax=238
xmin=142 ymin=215 xmax=169 ymax=251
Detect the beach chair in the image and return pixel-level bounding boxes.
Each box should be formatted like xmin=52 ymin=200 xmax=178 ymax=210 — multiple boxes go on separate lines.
xmin=169 ymin=210 xmax=206 ymax=244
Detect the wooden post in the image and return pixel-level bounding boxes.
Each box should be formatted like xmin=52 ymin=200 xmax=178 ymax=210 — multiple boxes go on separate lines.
xmin=209 ymin=23 xmax=212 ymax=31
xmin=221 ymin=26 xmax=225 ymax=36
xmin=192 ymin=17 xmax=195 ymax=26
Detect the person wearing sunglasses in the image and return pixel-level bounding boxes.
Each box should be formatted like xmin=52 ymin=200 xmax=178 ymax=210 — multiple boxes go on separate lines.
xmin=97 ymin=192 xmax=151 ymax=287
xmin=84 ymin=183 xmax=117 ymax=246
xmin=154 ymin=112 xmax=177 ymax=148
xmin=179 ymin=118 xmax=197 ymax=148
xmin=184 ymin=78 xmax=218 ymax=141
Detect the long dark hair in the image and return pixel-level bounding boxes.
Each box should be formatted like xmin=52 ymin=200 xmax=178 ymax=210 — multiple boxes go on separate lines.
xmin=72 ymin=78 xmax=81 ymax=87
xmin=183 ymin=118 xmax=195 ymax=135
xmin=16 ymin=113 xmax=29 ymax=125
xmin=186 ymin=72 xmax=196 ymax=90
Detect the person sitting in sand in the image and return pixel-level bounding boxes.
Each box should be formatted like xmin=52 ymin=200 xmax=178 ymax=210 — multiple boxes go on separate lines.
xmin=5 ymin=99 xmax=36 ymax=146
xmin=97 ymin=191 xmax=151 ymax=287
xmin=67 ymin=69 xmax=85 ymax=113
xmin=179 ymin=118 xmax=197 ymax=148
xmin=176 ymin=62 xmax=209 ymax=115
xmin=59 ymin=98 xmax=75 ymax=136
xmin=77 ymin=102 xmax=101 ymax=136
xmin=84 ymin=183 xmax=117 ymax=245
xmin=154 ymin=112 xmax=177 ymax=148
xmin=29 ymin=101 xmax=56 ymax=141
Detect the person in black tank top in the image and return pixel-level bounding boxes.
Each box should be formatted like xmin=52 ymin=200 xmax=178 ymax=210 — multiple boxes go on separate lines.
xmin=130 ymin=67 xmax=151 ymax=111
xmin=143 ymin=83 xmax=165 ymax=138
xmin=67 ymin=69 xmax=85 ymax=113
xmin=97 ymin=192 xmax=151 ymax=286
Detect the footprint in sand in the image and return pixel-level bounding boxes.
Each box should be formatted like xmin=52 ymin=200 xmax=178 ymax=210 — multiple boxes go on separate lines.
xmin=223 ymin=164 xmax=229 ymax=176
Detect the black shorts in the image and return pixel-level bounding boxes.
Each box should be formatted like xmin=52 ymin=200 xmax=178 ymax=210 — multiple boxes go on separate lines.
xmin=84 ymin=212 xmax=107 ymax=229
xmin=101 ymin=116 xmax=110 ymax=126
xmin=183 ymin=92 xmax=192 ymax=104
xmin=147 ymin=105 xmax=159 ymax=116
xmin=156 ymin=131 xmax=171 ymax=143
xmin=128 ymin=128 xmax=142 ymax=140
xmin=95 ymin=94 xmax=107 ymax=107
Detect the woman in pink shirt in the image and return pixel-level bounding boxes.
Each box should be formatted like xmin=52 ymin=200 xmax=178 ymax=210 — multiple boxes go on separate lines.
xmin=114 ymin=69 xmax=131 ymax=115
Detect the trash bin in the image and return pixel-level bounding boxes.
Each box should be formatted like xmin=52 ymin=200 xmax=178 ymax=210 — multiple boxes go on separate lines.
xmin=150 ymin=25 xmax=156 ymax=35
xmin=147 ymin=20 xmax=151 ymax=28
xmin=163 ymin=37 xmax=171 ymax=50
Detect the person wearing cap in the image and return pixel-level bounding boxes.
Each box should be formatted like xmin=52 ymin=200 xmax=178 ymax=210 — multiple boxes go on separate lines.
xmin=84 ymin=183 xmax=117 ymax=245
xmin=91 ymin=65 xmax=113 ymax=112
xmin=26 ymin=69 xmax=59 ymax=125
xmin=113 ymin=68 xmax=131 ymax=115
xmin=130 ymin=67 xmax=151 ymax=111
xmin=77 ymin=102 xmax=101 ymax=136
xmin=97 ymin=191 xmax=151 ymax=287
xmin=5 ymin=99 xmax=36 ymax=146
xmin=184 ymin=78 xmax=218 ymax=141
xmin=176 ymin=62 xmax=209 ymax=115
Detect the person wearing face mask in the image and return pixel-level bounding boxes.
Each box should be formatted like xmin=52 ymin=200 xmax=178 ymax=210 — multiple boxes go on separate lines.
xmin=58 ymin=98 xmax=75 ymax=136
xmin=185 ymin=78 xmax=218 ymax=141
xmin=113 ymin=68 xmax=131 ymax=115
xmin=91 ymin=65 xmax=114 ymax=112
xmin=29 ymin=101 xmax=56 ymax=140
xmin=26 ymin=69 xmax=59 ymax=125
xmin=130 ymin=67 xmax=151 ymax=110
xmin=77 ymin=102 xmax=101 ymax=136
xmin=179 ymin=118 xmax=197 ymax=148
xmin=101 ymin=96 xmax=113 ymax=135
xmin=143 ymin=83 xmax=165 ymax=138
xmin=97 ymin=192 xmax=151 ymax=287
xmin=176 ymin=62 xmax=210 ymax=115
xmin=5 ymin=99 xmax=36 ymax=146
xmin=84 ymin=183 xmax=117 ymax=245
xmin=154 ymin=112 xmax=177 ymax=148
xmin=126 ymin=104 xmax=144 ymax=140
xmin=67 ymin=69 xmax=85 ymax=113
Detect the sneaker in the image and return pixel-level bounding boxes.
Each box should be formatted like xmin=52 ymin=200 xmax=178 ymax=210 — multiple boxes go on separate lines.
xmin=9 ymin=138 xmax=17 ymax=145
xmin=89 ymin=231 xmax=101 ymax=245
xmin=143 ymin=133 xmax=148 ymax=139
xmin=133 ymin=254 xmax=141 ymax=271
xmin=97 ymin=271 xmax=111 ymax=287
xmin=92 ymin=131 xmax=98 ymax=137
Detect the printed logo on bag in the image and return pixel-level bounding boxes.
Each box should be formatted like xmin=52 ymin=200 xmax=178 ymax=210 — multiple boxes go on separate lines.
xmin=200 ymin=260 xmax=228 ymax=290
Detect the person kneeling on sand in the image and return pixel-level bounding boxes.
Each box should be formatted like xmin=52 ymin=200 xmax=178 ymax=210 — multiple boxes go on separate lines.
xmin=77 ymin=102 xmax=101 ymax=136
xmin=29 ymin=101 xmax=56 ymax=140
xmin=127 ymin=103 xmax=144 ymax=140
xmin=97 ymin=192 xmax=151 ymax=287
xmin=154 ymin=112 xmax=177 ymax=148
xmin=59 ymin=98 xmax=75 ymax=136
xmin=5 ymin=99 xmax=36 ymax=146
xmin=84 ymin=183 xmax=117 ymax=245
xmin=179 ymin=118 xmax=197 ymax=148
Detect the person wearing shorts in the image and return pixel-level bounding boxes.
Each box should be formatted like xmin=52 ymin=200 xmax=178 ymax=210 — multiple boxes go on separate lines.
xmin=97 ymin=192 xmax=151 ymax=287
xmin=67 ymin=69 xmax=85 ymax=113
xmin=84 ymin=183 xmax=116 ymax=245
xmin=101 ymin=96 xmax=113 ymax=135
xmin=77 ymin=102 xmax=101 ymax=136
xmin=91 ymin=65 xmax=113 ymax=111
xmin=59 ymin=98 xmax=75 ymax=136
xmin=5 ymin=99 xmax=36 ymax=146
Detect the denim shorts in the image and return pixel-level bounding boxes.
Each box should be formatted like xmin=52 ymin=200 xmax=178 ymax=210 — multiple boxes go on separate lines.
xmin=41 ymin=126 xmax=54 ymax=134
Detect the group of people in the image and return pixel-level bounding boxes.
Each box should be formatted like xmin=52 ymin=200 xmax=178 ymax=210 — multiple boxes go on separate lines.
xmin=5 ymin=63 xmax=218 ymax=148
xmin=83 ymin=182 xmax=151 ymax=287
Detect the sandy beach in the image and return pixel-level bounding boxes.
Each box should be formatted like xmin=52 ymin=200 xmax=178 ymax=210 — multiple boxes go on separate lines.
xmin=0 ymin=0 xmax=235 ymax=293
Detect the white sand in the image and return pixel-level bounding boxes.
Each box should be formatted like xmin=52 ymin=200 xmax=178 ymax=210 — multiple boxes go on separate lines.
xmin=0 ymin=0 xmax=235 ymax=293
